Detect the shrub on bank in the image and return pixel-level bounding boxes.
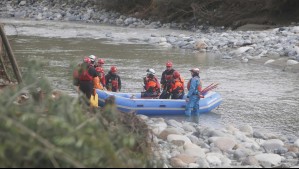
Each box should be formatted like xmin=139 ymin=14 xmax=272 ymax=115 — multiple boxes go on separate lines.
xmin=0 ymin=61 xmax=159 ymax=167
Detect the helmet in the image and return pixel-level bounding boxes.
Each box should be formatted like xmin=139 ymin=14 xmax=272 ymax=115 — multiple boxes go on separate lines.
xmin=173 ymin=71 xmax=180 ymax=78
xmin=110 ymin=66 xmax=117 ymax=73
xmin=97 ymin=59 xmax=105 ymax=64
xmin=89 ymin=55 xmax=96 ymax=62
xmin=83 ymin=57 xmax=91 ymax=64
xmin=146 ymin=68 xmax=155 ymax=75
xmin=189 ymin=68 xmax=200 ymax=74
xmin=166 ymin=61 xmax=173 ymax=67
xmin=95 ymin=67 xmax=104 ymax=73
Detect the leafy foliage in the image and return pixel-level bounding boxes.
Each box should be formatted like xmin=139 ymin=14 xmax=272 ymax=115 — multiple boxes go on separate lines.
xmin=0 ymin=61 xmax=159 ymax=167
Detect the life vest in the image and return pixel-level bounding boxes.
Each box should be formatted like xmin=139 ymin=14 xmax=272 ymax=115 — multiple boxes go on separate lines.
xmin=95 ymin=66 xmax=106 ymax=85
xmin=100 ymin=73 xmax=106 ymax=86
xmin=106 ymin=75 xmax=119 ymax=92
xmin=111 ymin=79 xmax=118 ymax=89
xmin=165 ymin=74 xmax=173 ymax=81
xmin=93 ymin=76 xmax=104 ymax=90
xmin=162 ymin=69 xmax=175 ymax=84
xmin=187 ymin=77 xmax=202 ymax=92
xmin=170 ymin=77 xmax=184 ymax=93
xmin=79 ymin=65 xmax=93 ymax=81
xmin=145 ymin=77 xmax=160 ymax=92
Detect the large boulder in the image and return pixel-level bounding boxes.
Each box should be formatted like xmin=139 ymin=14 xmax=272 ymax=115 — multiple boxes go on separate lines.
xmin=254 ymin=153 xmax=282 ymax=167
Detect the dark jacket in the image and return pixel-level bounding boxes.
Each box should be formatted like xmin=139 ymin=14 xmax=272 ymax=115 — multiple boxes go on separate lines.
xmin=105 ymin=71 xmax=121 ymax=92
xmin=160 ymin=68 xmax=175 ymax=90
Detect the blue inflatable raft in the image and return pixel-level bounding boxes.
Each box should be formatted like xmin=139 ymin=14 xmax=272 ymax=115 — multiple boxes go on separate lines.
xmin=96 ymin=90 xmax=222 ymax=116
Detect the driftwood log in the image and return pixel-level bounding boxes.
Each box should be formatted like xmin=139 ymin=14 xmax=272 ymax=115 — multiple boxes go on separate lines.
xmin=0 ymin=24 xmax=22 ymax=83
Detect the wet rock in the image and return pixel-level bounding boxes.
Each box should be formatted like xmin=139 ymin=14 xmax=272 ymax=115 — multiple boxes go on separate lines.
xmin=183 ymin=143 xmax=206 ymax=158
xmin=241 ymin=156 xmax=259 ymax=166
xmin=166 ymin=119 xmax=182 ymax=128
xmin=158 ymin=127 xmax=183 ymax=140
xmin=261 ymin=139 xmax=284 ymax=153
xmin=196 ymin=158 xmax=210 ymax=168
xmin=239 ymin=124 xmax=253 ymax=137
xmin=210 ymin=137 xmax=237 ymax=152
xmin=254 ymin=153 xmax=282 ymax=166
xmin=167 ymin=134 xmax=191 ymax=145
xmin=234 ymin=149 xmax=249 ymax=160
xmin=182 ymin=124 xmax=196 ymax=132
xmin=175 ymin=154 xmax=197 ymax=164
xmin=170 ymin=157 xmax=187 ymax=168
xmin=186 ymin=134 xmax=200 ymax=145
xmin=194 ymin=40 xmax=208 ymax=50
xmin=206 ymin=154 xmax=222 ymax=167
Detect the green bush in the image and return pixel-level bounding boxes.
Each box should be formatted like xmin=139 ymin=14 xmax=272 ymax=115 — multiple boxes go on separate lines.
xmin=0 ymin=61 xmax=159 ymax=167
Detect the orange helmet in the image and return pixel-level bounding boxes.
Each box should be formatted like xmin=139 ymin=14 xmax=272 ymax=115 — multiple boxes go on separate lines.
xmin=173 ymin=71 xmax=180 ymax=78
xmin=83 ymin=57 xmax=91 ymax=64
xmin=110 ymin=66 xmax=117 ymax=73
xmin=98 ymin=59 xmax=105 ymax=64
xmin=95 ymin=67 xmax=104 ymax=73
xmin=166 ymin=61 xmax=173 ymax=67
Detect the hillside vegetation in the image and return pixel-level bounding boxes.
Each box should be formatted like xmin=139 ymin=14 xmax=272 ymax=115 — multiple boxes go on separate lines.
xmin=98 ymin=0 xmax=299 ymax=29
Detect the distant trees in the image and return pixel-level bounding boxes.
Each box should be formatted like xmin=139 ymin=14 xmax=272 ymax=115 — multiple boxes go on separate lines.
xmin=98 ymin=0 xmax=299 ymax=28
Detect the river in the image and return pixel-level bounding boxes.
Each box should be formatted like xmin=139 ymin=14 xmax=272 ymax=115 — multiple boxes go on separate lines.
xmin=3 ymin=19 xmax=299 ymax=139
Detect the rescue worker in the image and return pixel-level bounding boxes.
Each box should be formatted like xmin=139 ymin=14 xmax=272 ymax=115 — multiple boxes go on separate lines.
xmin=142 ymin=69 xmax=161 ymax=98
xmin=159 ymin=61 xmax=175 ymax=99
xmin=93 ymin=67 xmax=105 ymax=90
xmin=78 ymin=57 xmax=98 ymax=99
xmin=95 ymin=58 xmax=106 ymax=87
xmin=105 ymin=66 xmax=121 ymax=92
xmin=95 ymin=58 xmax=105 ymax=68
xmin=185 ymin=68 xmax=203 ymax=116
xmin=88 ymin=55 xmax=96 ymax=67
xmin=169 ymin=71 xmax=185 ymax=99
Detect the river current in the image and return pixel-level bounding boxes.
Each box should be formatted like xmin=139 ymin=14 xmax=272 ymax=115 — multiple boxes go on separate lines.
xmin=3 ymin=19 xmax=299 ymax=139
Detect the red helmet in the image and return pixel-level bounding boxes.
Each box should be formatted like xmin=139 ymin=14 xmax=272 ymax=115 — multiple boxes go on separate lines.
xmin=95 ymin=67 xmax=104 ymax=73
xmin=98 ymin=59 xmax=105 ymax=64
xmin=110 ymin=66 xmax=117 ymax=73
xmin=173 ymin=71 xmax=180 ymax=78
xmin=166 ymin=61 xmax=173 ymax=67
xmin=83 ymin=57 xmax=91 ymax=64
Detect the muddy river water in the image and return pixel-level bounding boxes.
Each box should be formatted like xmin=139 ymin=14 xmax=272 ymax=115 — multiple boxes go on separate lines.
xmin=3 ymin=19 xmax=299 ymax=139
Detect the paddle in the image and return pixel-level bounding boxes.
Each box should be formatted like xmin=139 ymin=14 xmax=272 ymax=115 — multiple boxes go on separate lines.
xmin=201 ymin=83 xmax=219 ymax=95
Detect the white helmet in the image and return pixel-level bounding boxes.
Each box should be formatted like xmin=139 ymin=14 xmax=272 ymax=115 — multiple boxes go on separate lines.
xmin=189 ymin=68 xmax=200 ymax=74
xmin=146 ymin=68 xmax=155 ymax=75
xmin=88 ymin=55 xmax=96 ymax=62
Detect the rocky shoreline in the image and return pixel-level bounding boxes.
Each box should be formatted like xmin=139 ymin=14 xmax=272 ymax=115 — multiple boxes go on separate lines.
xmin=141 ymin=115 xmax=299 ymax=168
xmin=1 ymin=0 xmax=299 ymax=167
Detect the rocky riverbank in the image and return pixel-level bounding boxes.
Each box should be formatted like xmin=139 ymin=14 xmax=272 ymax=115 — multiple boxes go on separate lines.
xmin=140 ymin=115 xmax=299 ymax=168
xmin=1 ymin=1 xmax=299 ymax=167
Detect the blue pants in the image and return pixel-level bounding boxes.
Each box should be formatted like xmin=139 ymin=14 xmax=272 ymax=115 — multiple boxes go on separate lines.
xmin=185 ymin=95 xmax=200 ymax=116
